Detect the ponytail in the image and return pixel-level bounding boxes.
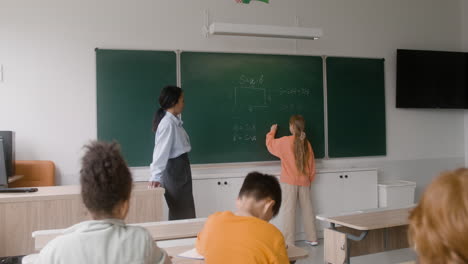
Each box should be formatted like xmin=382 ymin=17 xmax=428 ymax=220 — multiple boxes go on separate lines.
xmin=152 ymin=108 xmax=166 ymax=133
xmin=290 ymin=115 xmax=310 ymax=176
xmin=152 ymin=85 xmax=183 ymax=133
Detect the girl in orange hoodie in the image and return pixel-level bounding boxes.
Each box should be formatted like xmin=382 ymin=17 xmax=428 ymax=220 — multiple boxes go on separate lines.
xmin=266 ymin=114 xmax=318 ymax=246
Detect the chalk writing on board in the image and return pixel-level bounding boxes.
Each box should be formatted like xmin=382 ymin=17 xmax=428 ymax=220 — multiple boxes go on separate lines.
xmin=234 ymin=74 xmax=269 ymax=112
xmin=232 ymin=120 xmax=257 ymax=143
xmin=231 ymin=75 xmax=310 ymax=143
xmin=232 ymin=135 xmax=257 ymax=142
xmin=279 ymin=87 xmax=311 ymax=96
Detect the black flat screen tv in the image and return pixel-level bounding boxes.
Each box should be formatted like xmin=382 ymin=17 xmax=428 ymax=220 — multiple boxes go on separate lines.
xmin=396 ymin=49 xmax=468 ymax=108
xmin=0 ymin=131 xmax=15 ymax=179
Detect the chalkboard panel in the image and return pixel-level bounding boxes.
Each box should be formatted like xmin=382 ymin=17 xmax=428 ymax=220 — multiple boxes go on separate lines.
xmin=96 ymin=49 xmax=177 ymax=166
xmin=181 ymin=52 xmax=325 ymax=164
xmin=327 ymin=57 xmax=386 ymax=157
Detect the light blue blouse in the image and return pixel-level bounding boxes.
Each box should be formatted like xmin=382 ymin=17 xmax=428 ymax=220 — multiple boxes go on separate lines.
xmin=149 ymin=112 xmax=191 ymax=182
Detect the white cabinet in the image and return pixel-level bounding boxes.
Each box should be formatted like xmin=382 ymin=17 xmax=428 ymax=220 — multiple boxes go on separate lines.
xmin=308 ymin=169 xmax=378 ymax=236
xmin=341 ymin=170 xmax=378 ymax=211
xmin=193 ymin=177 xmax=244 ymax=218
xmin=192 ymin=168 xmax=378 ymax=238
xmin=311 ymin=169 xmax=378 ymax=215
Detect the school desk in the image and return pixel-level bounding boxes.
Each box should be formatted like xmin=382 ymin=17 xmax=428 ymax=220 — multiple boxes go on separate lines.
xmin=165 ymin=244 xmax=308 ymax=264
xmin=317 ymin=206 xmax=414 ymax=264
xmin=27 ymin=218 xmax=307 ymax=264
xmin=0 ymin=183 xmax=164 ymax=256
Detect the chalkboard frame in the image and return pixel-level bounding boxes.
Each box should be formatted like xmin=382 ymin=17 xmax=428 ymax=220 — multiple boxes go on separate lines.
xmin=326 ymin=56 xmax=387 ymax=158
xmin=96 ymin=48 xmax=178 ymax=167
xmin=96 ymin=49 xmax=387 ymax=167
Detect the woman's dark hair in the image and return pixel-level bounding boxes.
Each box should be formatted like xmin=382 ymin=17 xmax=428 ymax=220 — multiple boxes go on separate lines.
xmin=80 ymin=141 xmax=132 ymax=216
xmin=152 ymin=85 xmax=183 ymax=133
xmin=238 ymin=172 xmax=282 ymax=217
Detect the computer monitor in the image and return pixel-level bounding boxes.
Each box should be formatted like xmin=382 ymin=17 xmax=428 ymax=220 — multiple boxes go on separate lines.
xmin=0 ymin=131 xmax=14 ymax=178
xmin=0 ymin=138 xmax=7 ymax=187
xmin=0 ymin=132 xmax=38 ymax=192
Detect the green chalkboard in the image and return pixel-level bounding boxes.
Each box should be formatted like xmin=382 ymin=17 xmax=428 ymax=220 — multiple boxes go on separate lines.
xmin=327 ymin=57 xmax=386 ymax=157
xmin=181 ymin=52 xmax=325 ymax=164
xmin=96 ymin=49 xmax=177 ymax=166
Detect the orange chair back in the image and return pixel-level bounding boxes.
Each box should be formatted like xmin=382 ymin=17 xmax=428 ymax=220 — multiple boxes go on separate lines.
xmin=9 ymin=160 xmax=55 ymax=187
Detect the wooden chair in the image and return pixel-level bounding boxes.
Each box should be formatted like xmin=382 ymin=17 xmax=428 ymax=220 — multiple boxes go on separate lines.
xmin=9 ymin=161 xmax=55 ymax=187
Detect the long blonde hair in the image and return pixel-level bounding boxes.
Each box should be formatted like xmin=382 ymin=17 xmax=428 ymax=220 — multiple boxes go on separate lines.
xmin=408 ymin=168 xmax=468 ymax=264
xmin=290 ymin=115 xmax=310 ymax=176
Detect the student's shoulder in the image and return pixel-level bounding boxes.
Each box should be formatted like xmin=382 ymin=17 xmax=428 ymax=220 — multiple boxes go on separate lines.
xmin=205 ymin=211 xmax=236 ymax=225
xmin=207 ymin=211 xmax=233 ymax=221
xmin=258 ymin=220 xmax=284 ymax=236
xmin=273 ymin=135 xmax=294 ymax=148
xmin=278 ymin=135 xmax=294 ymax=142
xmin=125 ymin=225 xmax=154 ymax=240
xmin=262 ymin=223 xmax=287 ymax=247
xmin=39 ymin=231 xmax=79 ymax=253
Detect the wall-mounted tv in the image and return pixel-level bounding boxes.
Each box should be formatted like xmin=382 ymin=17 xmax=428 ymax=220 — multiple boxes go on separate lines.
xmin=396 ymin=49 xmax=468 ymax=109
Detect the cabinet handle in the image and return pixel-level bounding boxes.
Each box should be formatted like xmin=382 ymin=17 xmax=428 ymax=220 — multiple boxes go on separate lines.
xmin=224 ymin=181 xmax=228 ymax=185
xmin=217 ymin=182 xmax=221 ymax=185
xmin=339 ymin=175 xmax=343 ymax=179
xmin=345 ymin=175 xmax=348 ymax=179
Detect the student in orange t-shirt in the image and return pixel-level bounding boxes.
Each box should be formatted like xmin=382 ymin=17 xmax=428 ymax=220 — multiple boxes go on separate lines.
xmin=195 ymin=172 xmax=289 ymax=264
xmin=266 ymin=114 xmax=318 ymax=246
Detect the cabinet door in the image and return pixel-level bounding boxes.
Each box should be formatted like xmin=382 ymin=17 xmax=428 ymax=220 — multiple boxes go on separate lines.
xmin=218 ymin=177 xmax=244 ymax=213
xmin=311 ymin=172 xmax=344 ymax=215
xmin=341 ymin=170 xmax=378 ymax=211
xmin=192 ymin=179 xmax=221 ymax=218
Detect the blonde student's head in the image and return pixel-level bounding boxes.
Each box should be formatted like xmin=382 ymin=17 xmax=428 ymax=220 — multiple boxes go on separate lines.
xmin=408 ymin=168 xmax=468 ymax=264
xmin=236 ymin=172 xmax=282 ymax=221
xmin=289 ymin=115 xmax=310 ymax=176
xmin=80 ymin=141 xmax=133 ymax=220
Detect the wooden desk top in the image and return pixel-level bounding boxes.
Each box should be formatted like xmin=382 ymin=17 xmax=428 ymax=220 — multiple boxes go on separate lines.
xmin=165 ymin=244 xmax=308 ymax=263
xmin=0 ymin=182 xmax=164 ymax=203
xmin=33 ymin=218 xmax=208 ymax=251
xmin=23 ymin=245 xmax=307 ymax=264
xmin=317 ymin=206 xmax=414 ymax=231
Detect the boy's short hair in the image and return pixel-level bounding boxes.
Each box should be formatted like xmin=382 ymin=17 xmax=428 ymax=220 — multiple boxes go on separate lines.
xmin=80 ymin=141 xmax=132 ymax=216
xmin=238 ymin=172 xmax=282 ymax=217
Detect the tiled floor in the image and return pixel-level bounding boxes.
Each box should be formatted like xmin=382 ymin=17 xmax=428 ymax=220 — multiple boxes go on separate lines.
xmin=295 ymin=239 xmax=417 ymax=264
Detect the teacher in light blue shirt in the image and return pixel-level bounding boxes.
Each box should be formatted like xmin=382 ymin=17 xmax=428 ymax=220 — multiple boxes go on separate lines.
xmin=149 ymin=85 xmax=195 ymax=220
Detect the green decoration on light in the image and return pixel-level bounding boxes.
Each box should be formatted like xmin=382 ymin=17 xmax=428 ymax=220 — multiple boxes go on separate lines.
xmin=242 ymin=0 xmax=269 ymax=3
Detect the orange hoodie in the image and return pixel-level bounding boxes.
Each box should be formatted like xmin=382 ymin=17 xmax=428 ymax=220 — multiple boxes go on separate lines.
xmin=266 ymin=130 xmax=316 ymax=187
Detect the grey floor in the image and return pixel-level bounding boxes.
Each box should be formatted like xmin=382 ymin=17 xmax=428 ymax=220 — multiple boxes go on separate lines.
xmin=295 ymin=239 xmax=417 ymax=264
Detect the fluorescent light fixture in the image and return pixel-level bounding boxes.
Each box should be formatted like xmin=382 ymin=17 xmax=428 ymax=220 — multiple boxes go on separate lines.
xmin=208 ymin=22 xmax=322 ymax=40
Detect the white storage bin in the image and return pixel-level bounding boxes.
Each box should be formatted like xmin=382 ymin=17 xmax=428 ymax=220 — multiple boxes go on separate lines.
xmin=378 ymin=180 xmax=416 ymax=208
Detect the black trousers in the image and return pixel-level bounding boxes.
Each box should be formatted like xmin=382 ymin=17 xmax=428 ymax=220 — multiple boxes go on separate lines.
xmin=161 ymin=153 xmax=196 ymax=220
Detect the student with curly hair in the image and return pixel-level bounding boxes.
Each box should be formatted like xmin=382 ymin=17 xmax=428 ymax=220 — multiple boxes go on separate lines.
xmin=35 ymin=141 xmax=171 ymax=264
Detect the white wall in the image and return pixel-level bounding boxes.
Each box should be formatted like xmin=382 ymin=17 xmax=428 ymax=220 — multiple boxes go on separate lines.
xmin=0 ymin=0 xmax=465 ymax=194
xmin=463 ymin=0 xmax=468 ymax=50
xmin=462 ymin=0 xmax=468 ymax=166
